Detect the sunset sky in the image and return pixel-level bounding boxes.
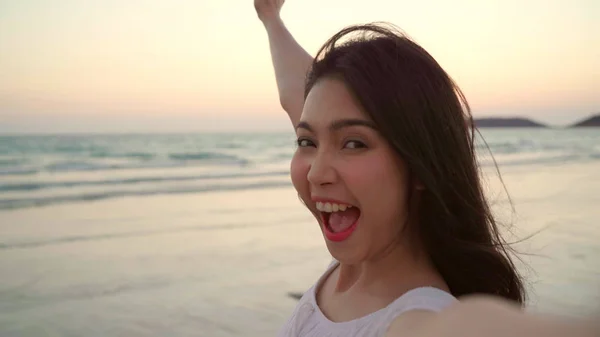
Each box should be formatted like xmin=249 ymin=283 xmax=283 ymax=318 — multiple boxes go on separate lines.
xmin=1 ymin=0 xmax=598 ymax=133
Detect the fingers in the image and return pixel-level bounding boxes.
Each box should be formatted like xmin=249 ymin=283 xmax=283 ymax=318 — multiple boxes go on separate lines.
xmin=254 ymin=0 xmax=285 ymax=23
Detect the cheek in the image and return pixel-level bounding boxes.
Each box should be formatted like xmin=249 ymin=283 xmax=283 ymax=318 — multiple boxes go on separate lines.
xmin=290 ymin=152 xmax=310 ymax=196
xmin=345 ymin=153 xmax=406 ymax=192
xmin=339 ymin=160 xmax=375 ymax=192
xmin=345 ymin=153 xmax=410 ymax=221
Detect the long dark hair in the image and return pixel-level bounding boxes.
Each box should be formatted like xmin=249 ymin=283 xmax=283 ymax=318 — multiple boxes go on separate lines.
xmin=304 ymin=23 xmax=526 ymax=304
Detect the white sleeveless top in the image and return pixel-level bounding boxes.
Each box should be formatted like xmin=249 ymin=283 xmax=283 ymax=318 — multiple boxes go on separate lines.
xmin=277 ymin=261 xmax=457 ymax=337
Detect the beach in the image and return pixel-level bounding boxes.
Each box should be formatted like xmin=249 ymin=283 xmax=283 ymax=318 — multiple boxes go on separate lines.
xmin=0 ymin=130 xmax=599 ymax=336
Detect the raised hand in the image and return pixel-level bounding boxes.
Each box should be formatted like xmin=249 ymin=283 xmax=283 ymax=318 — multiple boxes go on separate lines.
xmin=254 ymin=0 xmax=285 ymax=23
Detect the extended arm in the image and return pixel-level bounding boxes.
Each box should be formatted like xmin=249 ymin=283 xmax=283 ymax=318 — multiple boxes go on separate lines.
xmin=387 ymin=297 xmax=598 ymax=337
xmin=255 ymin=0 xmax=313 ymax=127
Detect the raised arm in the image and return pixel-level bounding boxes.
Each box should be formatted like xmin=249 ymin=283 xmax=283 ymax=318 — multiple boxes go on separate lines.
xmin=254 ymin=0 xmax=313 ymax=127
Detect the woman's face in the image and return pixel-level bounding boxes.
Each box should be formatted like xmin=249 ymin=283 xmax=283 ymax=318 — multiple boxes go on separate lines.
xmin=290 ymin=77 xmax=414 ymax=263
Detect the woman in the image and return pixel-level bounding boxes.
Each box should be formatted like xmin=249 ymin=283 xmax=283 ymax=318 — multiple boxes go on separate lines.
xmin=254 ymin=1 xmax=598 ymax=336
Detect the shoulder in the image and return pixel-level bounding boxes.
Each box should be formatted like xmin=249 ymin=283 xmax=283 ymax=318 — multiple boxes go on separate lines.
xmin=385 ymin=287 xmax=457 ymax=317
xmin=385 ymin=310 xmax=437 ymax=337
xmin=382 ymin=287 xmax=457 ymax=336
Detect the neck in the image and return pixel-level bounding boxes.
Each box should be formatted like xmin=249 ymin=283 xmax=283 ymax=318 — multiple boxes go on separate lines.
xmin=334 ymin=241 xmax=447 ymax=296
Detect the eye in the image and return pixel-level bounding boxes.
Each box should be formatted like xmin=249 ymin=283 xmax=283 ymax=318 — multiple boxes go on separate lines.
xmin=344 ymin=140 xmax=367 ymax=149
xmin=296 ymin=137 xmax=316 ymax=148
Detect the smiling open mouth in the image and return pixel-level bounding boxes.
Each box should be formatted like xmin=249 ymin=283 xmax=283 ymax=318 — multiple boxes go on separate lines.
xmin=316 ymin=201 xmax=361 ymax=242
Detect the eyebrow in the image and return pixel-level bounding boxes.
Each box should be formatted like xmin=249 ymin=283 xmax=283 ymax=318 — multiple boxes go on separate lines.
xmin=295 ymin=118 xmax=378 ymax=132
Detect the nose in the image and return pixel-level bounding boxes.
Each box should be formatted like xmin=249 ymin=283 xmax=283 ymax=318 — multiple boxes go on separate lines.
xmin=306 ymin=151 xmax=337 ymax=186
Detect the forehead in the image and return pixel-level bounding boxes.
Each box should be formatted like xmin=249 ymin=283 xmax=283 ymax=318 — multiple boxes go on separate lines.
xmin=301 ymin=77 xmax=371 ymax=124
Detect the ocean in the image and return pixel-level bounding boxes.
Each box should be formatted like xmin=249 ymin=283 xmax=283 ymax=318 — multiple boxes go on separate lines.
xmin=1 ymin=129 xmax=599 ymax=211
xmin=1 ymin=128 xmax=599 ymax=336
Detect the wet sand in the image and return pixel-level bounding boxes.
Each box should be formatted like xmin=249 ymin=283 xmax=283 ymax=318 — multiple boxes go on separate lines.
xmin=0 ymin=161 xmax=598 ymax=336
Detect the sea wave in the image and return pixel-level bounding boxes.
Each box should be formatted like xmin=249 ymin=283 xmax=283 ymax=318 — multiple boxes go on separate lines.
xmin=478 ymin=152 xmax=595 ymax=167
xmin=168 ymin=151 xmax=248 ymax=165
xmin=0 ymin=170 xmax=290 ymax=192
xmin=37 ymin=159 xmax=244 ymax=174
xmin=89 ymin=151 xmax=155 ymax=160
xmin=0 ymin=168 xmax=39 ymax=176
xmin=0 ymin=180 xmax=292 ymax=210
xmin=44 ymin=161 xmax=119 ymax=173
xmin=1 ymin=153 xmax=252 ymax=175
xmin=0 ymin=158 xmax=27 ymax=167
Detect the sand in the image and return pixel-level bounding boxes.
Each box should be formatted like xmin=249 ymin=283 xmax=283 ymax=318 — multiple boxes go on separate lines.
xmin=0 ymin=161 xmax=598 ymax=336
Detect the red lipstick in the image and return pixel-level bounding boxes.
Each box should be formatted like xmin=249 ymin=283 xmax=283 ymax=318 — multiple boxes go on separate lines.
xmin=322 ymin=216 xmax=358 ymax=242
xmin=312 ymin=197 xmax=360 ymax=242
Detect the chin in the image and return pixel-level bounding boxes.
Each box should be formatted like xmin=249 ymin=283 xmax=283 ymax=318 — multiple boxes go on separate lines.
xmin=325 ymin=242 xmax=363 ymax=265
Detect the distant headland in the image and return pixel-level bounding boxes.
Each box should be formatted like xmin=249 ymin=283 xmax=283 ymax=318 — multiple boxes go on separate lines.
xmin=474 ymin=117 xmax=547 ymax=128
xmin=570 ymin=114 xmax=600 ymax=127
xmin=474 ymin=113 xmax=600 ymax=128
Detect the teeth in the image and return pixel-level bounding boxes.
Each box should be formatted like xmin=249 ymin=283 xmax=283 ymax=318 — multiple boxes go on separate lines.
xmin=315 ymin=201 xmax=353 ymax=213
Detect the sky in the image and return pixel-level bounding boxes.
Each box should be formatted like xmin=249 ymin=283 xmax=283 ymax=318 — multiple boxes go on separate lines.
xmin=0 ymin=0 xmax=598 ymax=133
